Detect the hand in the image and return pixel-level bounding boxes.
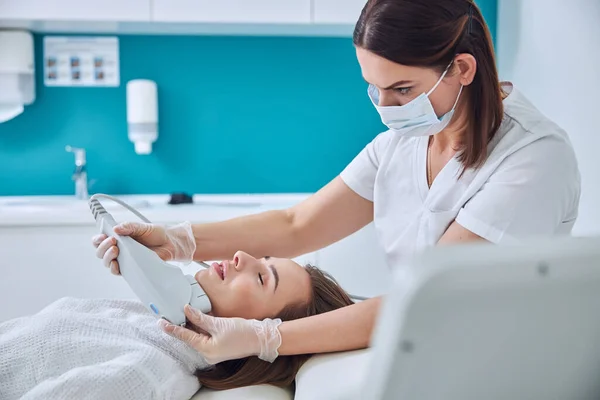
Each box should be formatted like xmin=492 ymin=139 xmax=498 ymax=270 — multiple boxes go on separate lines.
xmin=91 ymin=221 xmax=196 ymax=275
xmin=158 ymin=305 xmax=283 ymax=364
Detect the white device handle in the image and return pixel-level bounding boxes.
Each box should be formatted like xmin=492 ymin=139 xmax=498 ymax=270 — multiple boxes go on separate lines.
xmin=89 ymin=194 xmax=211 ymax=326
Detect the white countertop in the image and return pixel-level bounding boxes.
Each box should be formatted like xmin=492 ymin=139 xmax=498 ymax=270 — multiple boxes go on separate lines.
xmin=0 ymin=193 xmax=311 ymax=227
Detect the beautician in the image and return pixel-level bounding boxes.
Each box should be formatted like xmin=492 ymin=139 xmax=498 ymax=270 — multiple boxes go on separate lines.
xmin=93 ymin=0 xmax=580 ymax=365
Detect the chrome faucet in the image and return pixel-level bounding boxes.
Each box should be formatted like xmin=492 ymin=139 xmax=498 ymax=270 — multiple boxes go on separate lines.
xmin=65 ymin=145 xmax=89 ymax=200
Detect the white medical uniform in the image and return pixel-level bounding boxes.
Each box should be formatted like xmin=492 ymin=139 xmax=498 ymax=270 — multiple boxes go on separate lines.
xmin=341 ymin=83 xmax=581 ymax=269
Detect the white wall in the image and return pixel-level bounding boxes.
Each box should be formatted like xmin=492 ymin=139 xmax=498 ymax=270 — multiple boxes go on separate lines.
xmin=497 ymin=0 xmax=600 ymax=236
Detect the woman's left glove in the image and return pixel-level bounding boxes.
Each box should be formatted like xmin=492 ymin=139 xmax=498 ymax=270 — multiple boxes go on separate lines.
xmin=158 ymin=305 xmax=283 ymax=364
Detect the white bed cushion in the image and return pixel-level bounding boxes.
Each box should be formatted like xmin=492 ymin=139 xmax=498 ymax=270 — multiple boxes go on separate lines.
xmin=294 ymin=349 xmax=371 ymax=400
xmin=191 ymin=384 xmax=293 ymax=400
xmin=190 ymin=349 xmax=369 ymax=400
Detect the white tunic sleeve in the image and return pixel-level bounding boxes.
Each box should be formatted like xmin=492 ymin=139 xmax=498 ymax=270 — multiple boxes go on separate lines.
xmin=340 ymin=131 xmax=393 ymax=202
xmin=455 ymin=135 xmax=580 ymax=243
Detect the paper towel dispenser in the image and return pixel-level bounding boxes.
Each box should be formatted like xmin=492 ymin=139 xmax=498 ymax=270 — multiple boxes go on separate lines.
xmin=0 ymin=30 xmax=35 ymax=123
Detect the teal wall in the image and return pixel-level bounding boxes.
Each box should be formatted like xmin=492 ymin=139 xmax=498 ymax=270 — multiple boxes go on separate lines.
xmin=0 ymin=1 xmax=497 ymax=196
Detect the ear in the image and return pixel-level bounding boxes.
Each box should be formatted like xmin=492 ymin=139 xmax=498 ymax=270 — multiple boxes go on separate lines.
xmin=453 ymin=53 xmax=477 ymax=86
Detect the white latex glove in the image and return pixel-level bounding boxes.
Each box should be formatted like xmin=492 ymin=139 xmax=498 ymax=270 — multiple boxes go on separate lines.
xmin=158 ymin=305 xmax=283 ymax=364
xmin=91 ymin=221 xmax=196 ymax=275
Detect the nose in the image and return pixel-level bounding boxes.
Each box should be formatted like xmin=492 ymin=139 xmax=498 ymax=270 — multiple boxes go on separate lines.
xmin=232 ymin=250 xmax=258 ymax=272
xmin=378 ymin=90 xmax=398 ymax=107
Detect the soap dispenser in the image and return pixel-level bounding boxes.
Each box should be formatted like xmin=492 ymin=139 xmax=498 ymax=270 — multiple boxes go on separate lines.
xmin=126 ymin=79 xmax=158 ymax=155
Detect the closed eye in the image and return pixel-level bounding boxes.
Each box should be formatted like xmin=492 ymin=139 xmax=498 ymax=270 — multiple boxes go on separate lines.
xmin=258 ymin=273 xmax=264 ymax=285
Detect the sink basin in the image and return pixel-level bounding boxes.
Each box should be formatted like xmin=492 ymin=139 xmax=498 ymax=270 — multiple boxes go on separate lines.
xmin=0 ymin=194 xmax=289 ymax=218
xmin=0 ymin=198 xmax=152 ymax=213
xmin=189 ymin=200 xmax=263 ymax=208
xmin=0 ymin=198 xmax=268 ymax=214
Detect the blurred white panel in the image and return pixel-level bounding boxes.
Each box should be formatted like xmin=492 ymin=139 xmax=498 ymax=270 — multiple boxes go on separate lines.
xmin=313 ymin=0 xmax=366 ymax=24
xmin=152 ymin=0 xmax=311 ymax=24
xmin=497 ymin=0 xmax=600 ymax=236
xmin=0 ymin=0 xmax=151 ymax=21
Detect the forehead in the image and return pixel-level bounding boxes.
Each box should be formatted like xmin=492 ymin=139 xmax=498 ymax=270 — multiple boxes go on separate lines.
xmin=355 ymin=47 xmax=435 ymax=88
xmin=271 ymin=258 xmax=311 ymax=305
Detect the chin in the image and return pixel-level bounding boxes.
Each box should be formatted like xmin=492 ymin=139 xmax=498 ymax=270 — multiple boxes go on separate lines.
xmin=194 ymin=270 xmax=213 ymax=297
xmin=194 ymin=269 xmax=209 ymax=286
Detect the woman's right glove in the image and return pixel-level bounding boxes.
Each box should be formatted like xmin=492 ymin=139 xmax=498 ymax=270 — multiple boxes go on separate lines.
xmin=158 ymin=305 xmax=283 ymax=364
xmin=91 ymin=221 xmax=196 ymax=275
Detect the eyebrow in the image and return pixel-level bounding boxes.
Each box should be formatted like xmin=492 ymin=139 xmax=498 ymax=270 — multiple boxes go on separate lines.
xmin=269 ymin=264 xmax=279 ymax=292
xmin=381 ymin=80 xmax=413 ymax=90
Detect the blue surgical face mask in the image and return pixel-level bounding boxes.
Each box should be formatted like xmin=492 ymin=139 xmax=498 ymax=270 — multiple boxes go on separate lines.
xmin=368 ymin=61 xmax=463 ymax=137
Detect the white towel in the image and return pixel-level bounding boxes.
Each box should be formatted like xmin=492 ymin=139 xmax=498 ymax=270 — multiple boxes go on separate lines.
xmin=0 ymin=297 xmax=209 ymax=400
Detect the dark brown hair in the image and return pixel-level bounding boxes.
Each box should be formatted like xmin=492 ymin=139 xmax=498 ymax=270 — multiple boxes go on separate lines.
xmin=195 ymin=265 xmax=354 ymax=390
xmin=354 ymin=0 xmax=504 ymax=169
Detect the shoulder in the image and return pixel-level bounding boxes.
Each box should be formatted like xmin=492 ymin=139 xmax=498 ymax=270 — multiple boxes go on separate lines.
xmin=500 ymin=83 xmax=572 ymax=145
xmin=478 ymin=85 xmax=580 ymax=210
xmin=369 ymin=129 xmax=396 ymax=149
xmin=490 ymin=84 xmax=578 ymax=173
xmin=367 ymin=129 xmax=418 ymax=160
xmin=483 ymin=92 xmax=581 ymax=213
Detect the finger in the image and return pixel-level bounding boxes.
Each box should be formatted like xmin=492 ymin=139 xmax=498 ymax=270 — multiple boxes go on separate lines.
xmin=114 ymin=222 xmax=147 ymax=237
xmin=155 ymin=247 xmax=173 ymax=261
xmin=184 ymin=305 xmax=215 ymax=334
xmin=95 ymin=237 xmax=116 ymax=260
xmin=185 ymin=322 xmax=210 ymax=337
xmin=109 ymin=260 xmax=121 ymax=276
xmin=102 ymin=245 xmax=119 ymax=268
xmin=113 ymin=222 xmax=135 ymax=235
xmin=158 ymin=319 xmax=206 ymax=347
xmin=91 ymin=234 xmax=107 ymax=248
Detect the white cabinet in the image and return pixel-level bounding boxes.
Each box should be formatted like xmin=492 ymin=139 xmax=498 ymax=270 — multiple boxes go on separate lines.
xmin=152 ymin=0 xmax=311 ymax=24
xmin=0 ymin=0 xmax=151 ymax=22
xmin=0 ymin=225 xmax=138 ymax=322
xmin=0 ymin=0 xmax=363 ymax=36
xmin=313 ymin=0 xmax=367 ymax=24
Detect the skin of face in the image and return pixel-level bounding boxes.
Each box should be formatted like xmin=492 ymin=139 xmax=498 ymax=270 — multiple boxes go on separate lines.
xmin=356 ymin=47 xmax=473 ymax=116
xmin=195 ymin=250 xmax=312 ymax=319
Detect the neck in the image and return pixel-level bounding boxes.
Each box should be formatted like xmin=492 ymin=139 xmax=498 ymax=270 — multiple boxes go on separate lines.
xmin=431 ymin=91 xmax=470 ymax=151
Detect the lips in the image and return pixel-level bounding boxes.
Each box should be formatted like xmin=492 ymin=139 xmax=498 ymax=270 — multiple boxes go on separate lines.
xmin=211 ymin=261 xmax=227 ymax=281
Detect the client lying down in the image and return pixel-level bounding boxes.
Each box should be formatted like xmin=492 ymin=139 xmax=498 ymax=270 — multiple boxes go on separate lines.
xmin=0 ymin=251 xmax=353 ymax=400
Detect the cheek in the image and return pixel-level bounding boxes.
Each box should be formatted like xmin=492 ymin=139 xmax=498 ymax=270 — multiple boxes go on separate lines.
xmin=430 ymin=85 xmax=461 ymax=115
xmin=381 ymin=90 xmax=419 ymax=107
xmin=398 ymin=92 xmax=420 ymax=107
xmin=429 ymin=94 xmax=452 ymax=116
xmin=378 ymin=91 xmax=400 ymax=107
xmin=213 ymin=280 xmax=264 ymax=319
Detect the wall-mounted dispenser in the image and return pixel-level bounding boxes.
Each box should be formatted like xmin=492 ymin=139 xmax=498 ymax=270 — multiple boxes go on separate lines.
xmin=0 ymin=30 xmax=35 ymax=123
xmin=126 ymin=79 xmax=158 ymax=155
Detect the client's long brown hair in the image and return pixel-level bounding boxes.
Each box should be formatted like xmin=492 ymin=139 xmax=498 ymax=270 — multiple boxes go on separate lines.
xmin=195 ymin=265 xmax=354 ymax=390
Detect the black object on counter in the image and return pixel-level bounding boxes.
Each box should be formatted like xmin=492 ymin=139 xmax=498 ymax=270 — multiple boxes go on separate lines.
xmin=168 ymin=192 xmax=194 ymax=205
